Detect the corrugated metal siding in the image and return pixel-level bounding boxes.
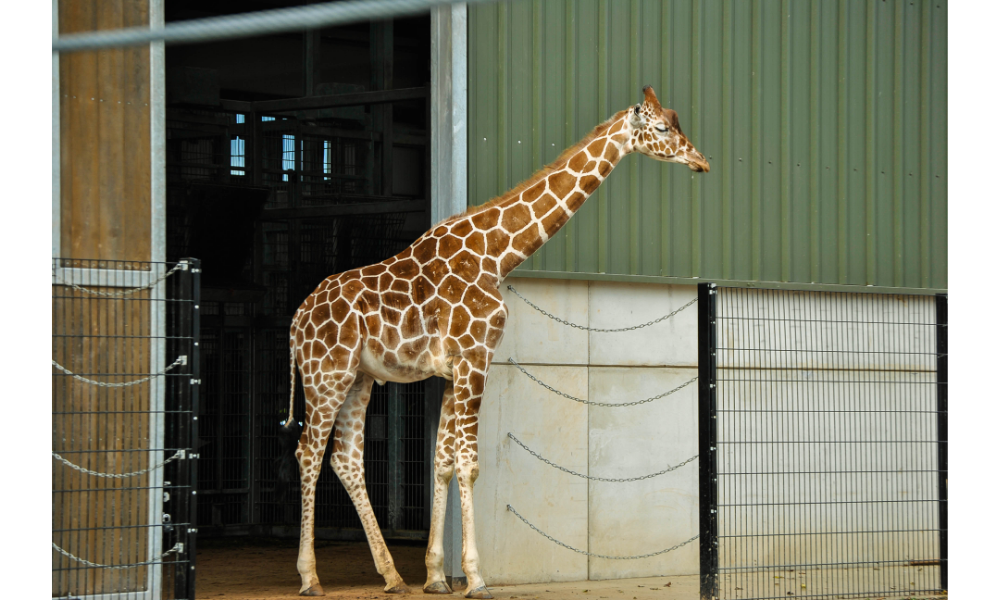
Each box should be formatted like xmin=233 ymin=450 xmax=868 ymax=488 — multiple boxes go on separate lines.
xmin=468 ymin=0 xmax=947 ymax=290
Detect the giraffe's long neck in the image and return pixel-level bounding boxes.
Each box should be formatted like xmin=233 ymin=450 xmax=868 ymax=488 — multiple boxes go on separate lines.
xmin=467 ymin=110 xmax=632 ymax=280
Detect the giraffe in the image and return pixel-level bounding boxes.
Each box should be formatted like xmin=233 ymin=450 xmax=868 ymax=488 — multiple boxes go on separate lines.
xmin=283 ymin=85 xmax=709 ymax=599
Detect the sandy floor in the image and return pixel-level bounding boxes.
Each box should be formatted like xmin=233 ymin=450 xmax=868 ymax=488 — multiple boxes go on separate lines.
xmin=195 ymin=538 xmax=693 ymax=600
xmin=195 ymin=538 xmax=944 ymax=600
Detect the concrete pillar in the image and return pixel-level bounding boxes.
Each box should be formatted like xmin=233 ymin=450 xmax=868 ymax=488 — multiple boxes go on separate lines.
xmin=430 ymin=2 xmax=468 ymax=587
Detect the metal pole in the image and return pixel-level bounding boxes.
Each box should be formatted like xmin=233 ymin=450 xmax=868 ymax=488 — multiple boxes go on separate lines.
xmin=188 ymin=258 xmax=202 ymax=600
xmin=935 ymin=294 xmax=948 ymax=592
xmin=698 ymin=283 xmax=718 ymax=600
xmin=387 ymin=383 xmax=403 ymax=534
xmin=52 ymin=0 xmax=499 ymax=52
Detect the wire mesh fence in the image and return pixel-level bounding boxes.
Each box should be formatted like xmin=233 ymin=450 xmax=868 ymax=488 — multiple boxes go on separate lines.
xmin=52 ymin=258 xmax=200 ymax=600
xmin=699 ymin=284 xmax=946 ymax=600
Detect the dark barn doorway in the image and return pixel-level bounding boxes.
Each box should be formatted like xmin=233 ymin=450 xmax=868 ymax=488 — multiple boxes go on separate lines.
xmin=164 ymin=2 xmax=433 ymax=541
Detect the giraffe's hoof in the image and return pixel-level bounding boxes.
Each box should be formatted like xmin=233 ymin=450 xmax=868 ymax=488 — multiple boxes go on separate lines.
xmin=385 ymin=583 xmax=411 ymax=594
xmin=300 ymin=583 xmax=326 ymax=596
xmin=465 ymin=586 xmax=493 ymax=599
xmin=423 ymin=581 xmax=453 ymax=594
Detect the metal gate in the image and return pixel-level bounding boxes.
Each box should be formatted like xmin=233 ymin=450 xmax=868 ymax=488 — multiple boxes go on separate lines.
xmin=698 ymin=284 xmax=947 ymax=600
xmin=52 ymin=258 xmax=200 ymax=600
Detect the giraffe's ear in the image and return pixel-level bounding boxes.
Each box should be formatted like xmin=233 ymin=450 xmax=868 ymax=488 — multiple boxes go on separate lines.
xmin=629 ymin=104 xmax=644 ymax=128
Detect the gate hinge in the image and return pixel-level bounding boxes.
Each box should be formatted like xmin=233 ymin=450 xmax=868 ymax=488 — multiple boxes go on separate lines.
xmin=190 ymin=379 xmax=201 ymax=385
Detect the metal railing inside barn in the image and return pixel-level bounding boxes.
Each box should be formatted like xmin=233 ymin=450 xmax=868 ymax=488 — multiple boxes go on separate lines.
xmin=52 ymin=258 xmax=201 ymax=600
xmin=698 ymin=284 xmax=946 ymax=600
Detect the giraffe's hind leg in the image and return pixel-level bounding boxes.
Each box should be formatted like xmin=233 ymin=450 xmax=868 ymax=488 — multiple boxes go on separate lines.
xmin=330 ymin=373 xmax=410 ymax=594
xmin=423 ymin=383 xmax=457 ymax=593
xmin=295 ymin=362 xmax=360 ymax=595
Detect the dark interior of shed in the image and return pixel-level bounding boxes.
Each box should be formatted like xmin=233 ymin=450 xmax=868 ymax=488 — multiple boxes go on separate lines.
xmin=164 ymin=2 xmax=433 ymax=539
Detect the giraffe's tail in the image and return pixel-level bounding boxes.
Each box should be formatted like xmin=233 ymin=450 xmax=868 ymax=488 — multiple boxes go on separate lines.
xmin=277 ymin=316 xmax=303 ymax=488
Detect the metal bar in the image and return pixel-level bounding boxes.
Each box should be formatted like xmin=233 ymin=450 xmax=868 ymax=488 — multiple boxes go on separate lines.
xmin=188 ymin=258 xmax=202 ymax=600
xmin=170 ymin=261 xmax=192 ymax=599
xmin=698 ymin=282 xmax=718 ymax=600
xmin=936 ymin=293 xmax=948 ymax=592
xmin=371 ymin=21 xmax=395 ymax=197
xmin=260 ymin=199 xmax=428 ymax=221
xmin=53 ymin=0 xmax=498 ymax=52
xmin=253 ymin=86 xmax=428 ymax=114
xmin=387 ymin=383 xmax=403 ymax=533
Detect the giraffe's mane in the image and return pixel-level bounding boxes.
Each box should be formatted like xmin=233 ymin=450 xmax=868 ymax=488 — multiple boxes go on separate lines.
xmin=439 ymin=109 xmax=629 ymax=226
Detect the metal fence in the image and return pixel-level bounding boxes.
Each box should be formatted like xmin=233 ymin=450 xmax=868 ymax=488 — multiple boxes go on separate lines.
xmin=52 ymin=258 xmax=201 ymax=600
xmin=698 ymin=283 xmax=946 ymax=600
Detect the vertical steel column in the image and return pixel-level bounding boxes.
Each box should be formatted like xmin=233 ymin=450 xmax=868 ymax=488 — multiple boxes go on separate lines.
xmin=173 ymin=262 xmax=192 ymax=600
xmin=371 ymin=20 xmax=394 ymax=197
xmin=698 ymin=283 xmax=719 ymax=600
xmin=935 ymin=294 xmax=948 ymax=592
xmin=387 ymin=383 xmax=403 ymax=533
xmin=188 ymin=258 xmax=202 ymax=600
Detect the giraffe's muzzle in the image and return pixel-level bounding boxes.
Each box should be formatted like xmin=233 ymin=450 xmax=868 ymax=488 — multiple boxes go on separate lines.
xmin=687 ymin=151 xmax=710 ymax=173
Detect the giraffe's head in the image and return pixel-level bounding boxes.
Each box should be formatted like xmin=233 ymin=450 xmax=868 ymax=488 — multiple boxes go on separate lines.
xmin=625 ymin=85 xmax=710 ymax=172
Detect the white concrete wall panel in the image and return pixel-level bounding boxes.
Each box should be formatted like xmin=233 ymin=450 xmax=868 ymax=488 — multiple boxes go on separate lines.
xmin=588 ymin=282 xmax=698 ymax=367
xmin=475 ymin=363 xmax=590 ymax=584
xmin=587 ymin=366 xmax=700 ymax=579
xmin=497 ymin=279 xmax=590 ymax=365
xmin=477 ymin=278 xmax=936 ymax=585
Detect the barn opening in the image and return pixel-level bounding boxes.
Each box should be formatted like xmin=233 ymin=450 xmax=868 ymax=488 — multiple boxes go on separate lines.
xmin=163 ymin=2 xmax=434 ymax=541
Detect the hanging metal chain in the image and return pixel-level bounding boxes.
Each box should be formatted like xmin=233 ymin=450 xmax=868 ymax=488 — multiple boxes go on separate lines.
xmin=506 ymin=504 xmax=698 ymax=560
xmin=53 ymin=262 xmax=186 ymax=297
xmin=52 ymin=541 xmax=183 ymax=569
xmin=507 ymin=358 xmax=696 ymax=407
xmin=52 ymin=355 xmax=187 ymax=388
xmin=507 ymin=433 xmax=697 ymax=482
xmin=52 ymin=449 xmax=185 ymax=479
xmin=506 ymin=285 xmax=697 ymax=333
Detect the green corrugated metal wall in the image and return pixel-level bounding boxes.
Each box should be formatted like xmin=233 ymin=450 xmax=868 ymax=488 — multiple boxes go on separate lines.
xmin=468 ymin=0 xmax=947 ymax=290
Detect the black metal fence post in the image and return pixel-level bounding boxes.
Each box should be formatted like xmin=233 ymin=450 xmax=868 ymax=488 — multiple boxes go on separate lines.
xmin=188 ymin=258 xmax=202 ymax=600
xmin=172 ymin=261 xmax=193 ymax=600
xmin=936 ymin=294 xmax=948 ymax=592
xmin=698 ymin=283 xmax=718 ymax=600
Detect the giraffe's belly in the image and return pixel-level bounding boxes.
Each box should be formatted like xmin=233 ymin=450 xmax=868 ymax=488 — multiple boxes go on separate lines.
xmin=358 ymin=343 xmax=452 ymax=385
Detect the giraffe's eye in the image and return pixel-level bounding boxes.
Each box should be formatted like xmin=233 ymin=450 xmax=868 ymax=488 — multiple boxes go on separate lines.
xmin=634 ymin=105 xmax=640 ymax=115
xmin=655 ymin=124 xmax=668 ymax=133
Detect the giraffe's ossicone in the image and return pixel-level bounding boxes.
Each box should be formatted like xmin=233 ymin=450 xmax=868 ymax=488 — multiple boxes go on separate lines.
xmin=283 ymin=85 xmax=708 ymax=598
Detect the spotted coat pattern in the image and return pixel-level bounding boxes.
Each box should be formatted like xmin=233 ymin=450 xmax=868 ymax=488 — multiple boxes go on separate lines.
xmin=287 ymin=86 xmax=708 ymax=599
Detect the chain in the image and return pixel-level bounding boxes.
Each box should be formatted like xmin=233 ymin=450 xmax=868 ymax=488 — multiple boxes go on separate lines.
xmin=507 ymin=433 xmax=697 ymax=482
xmin=506 ymin=285 xmax=697 ymax=333
xmin=53 ymin=449 xmax=185 ymax=479
xmin=52 ymin=355 xmax=187 ymax=388
xmin=507 ymin=359 xmax=696 ymax=407
xmin=53 ymin=541 xmax=184 ymax=569
xmin=53 ymin=262 xmax=186 ymax=297
xmin=506 ymin=504 xmax=698 ymax=560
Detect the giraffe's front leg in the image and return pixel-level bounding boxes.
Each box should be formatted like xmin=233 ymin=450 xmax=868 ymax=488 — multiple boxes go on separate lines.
xmin=423 ymin=383 xmax=457 ymax=594
xmin=452 ymin=356 xmax=492 ymax=599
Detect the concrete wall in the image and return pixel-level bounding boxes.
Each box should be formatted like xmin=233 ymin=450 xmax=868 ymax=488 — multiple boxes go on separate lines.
xmin=471 ymin=277 xmax=939 ymax=586
xmin=475 ymin=277 xmax=701 ymax=585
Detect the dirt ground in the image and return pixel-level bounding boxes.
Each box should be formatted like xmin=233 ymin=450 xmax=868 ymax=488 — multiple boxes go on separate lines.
xmin=196 ymin=538 xmax=945 ymax=600
xmin=195 ymin=537 xmax=696 ymax=600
